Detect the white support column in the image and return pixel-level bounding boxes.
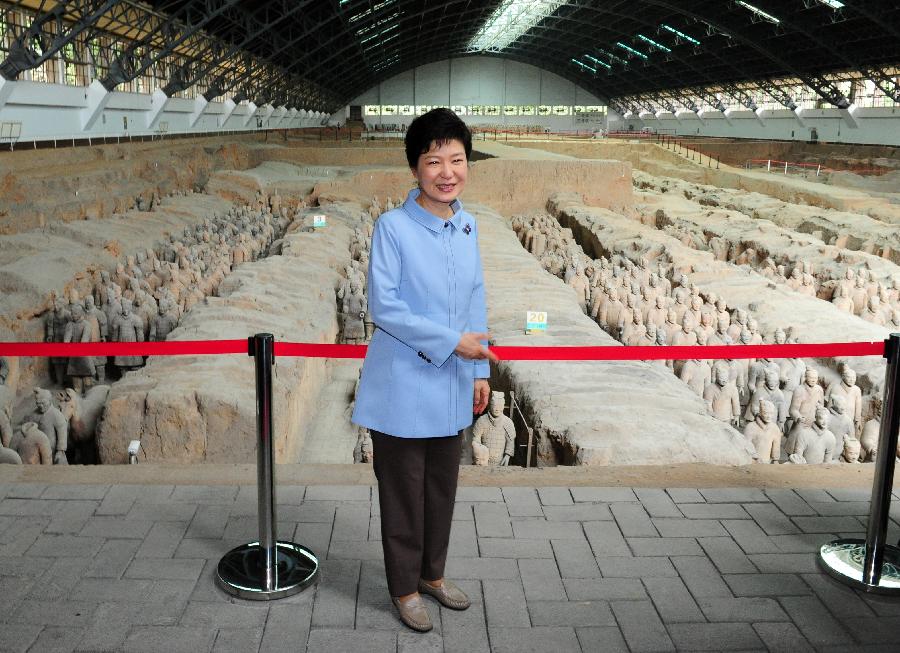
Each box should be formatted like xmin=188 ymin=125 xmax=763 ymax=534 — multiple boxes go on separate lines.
xmin=219 ymin=98 xmax=239 ymax=127
xmin=188 ymin=95 xmax=210 ymax=127
xmin=146 ymin=88 xmax=170 ymax=130
xmin=81 ymin=79 xmax=112 ymax=130
xmin=282 ymin=107 xmax=298 ymax=128
xmin=270 ymin=105 xmax=287 ymax=127
xmin=750 ymin=107 xmax=767 ymax=126
xmin=0 ymin=77 xmax=15 ymax=111
xmin=676 ymin=108 xmax=703 ymax=126
xmin=841 ymin=104 xmax=860 ymax=129
xmin=700 ymin=109 xmax=731 ymax=127
xmin=793 ymin=107 xmax=809 ymax=128
xmin=242 ymin=102 xmax=258 ymax=127
xmin=260 ymin=103 xmax=275 ymax=128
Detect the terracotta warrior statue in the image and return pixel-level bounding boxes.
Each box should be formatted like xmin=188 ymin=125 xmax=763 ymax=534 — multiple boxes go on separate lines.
xmin=13 ymin=422 xmax=52 ymax=465
xmin=24 ymin=388 xmax=67 ymax=464
xmin=825 ymin=365 xmax=862 ymax=436
xmin=703 ymin=362 xmax=741 ymax=427
xmin=745 ymin=368 xmax=786 ymax=430
xmin=860 ymin=397 xmax=881 ymax=462
xmin=743 ymin=399 xmax=782 ymax=464
xmin=471 ymin=391 xmax=516 ymax=466
xmin=342 ymin=282 xmax=368 ymax=344
xmin=825 ymin=395 xmax=856 ymax=462
xmin=63 ymin=304 xmax=97 ymax=394
xmin=110 ymin=298 xmax=145 ymax=374
xmin=787 ymin=407 xmax=835 ymax=465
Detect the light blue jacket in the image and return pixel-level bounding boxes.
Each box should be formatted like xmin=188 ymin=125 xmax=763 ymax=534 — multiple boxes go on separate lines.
xmin=351 ymin=188 xmax=490 ymax=437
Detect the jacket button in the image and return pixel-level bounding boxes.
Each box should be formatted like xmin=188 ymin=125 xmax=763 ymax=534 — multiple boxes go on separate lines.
xmin=444 ymin=223 xmax=449 ymax=228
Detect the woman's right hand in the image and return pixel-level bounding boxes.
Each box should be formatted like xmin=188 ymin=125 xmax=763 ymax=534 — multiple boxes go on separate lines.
xmin=455 ymin=332 xmax=499 ymax=363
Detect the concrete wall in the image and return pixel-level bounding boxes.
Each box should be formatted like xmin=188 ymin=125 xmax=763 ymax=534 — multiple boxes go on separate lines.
xmin=0 ymin=78 xmax=329 ymax=143
xmin=608 ymin=105 xmax=900 ymax=147
xmin=347 ymin=56 xmax=607 ymax=132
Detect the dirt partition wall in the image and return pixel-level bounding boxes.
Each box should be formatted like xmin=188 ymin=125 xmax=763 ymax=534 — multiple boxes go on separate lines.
xmin=312 ymin=158 xmax=634 ymax=215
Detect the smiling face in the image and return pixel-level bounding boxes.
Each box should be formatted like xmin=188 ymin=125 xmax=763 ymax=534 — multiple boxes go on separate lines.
xmin=411 ymin=138 xmax=468 ymax=216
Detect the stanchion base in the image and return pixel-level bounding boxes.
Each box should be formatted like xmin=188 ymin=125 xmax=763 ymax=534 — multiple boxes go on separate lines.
xmin=818 ymin=539 xmax=900 ymax=595
xmin=216 ymin=541 xmax=319 ymax=601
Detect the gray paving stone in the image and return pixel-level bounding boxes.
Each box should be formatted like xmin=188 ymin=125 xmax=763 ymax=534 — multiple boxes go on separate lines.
xmin=129 ymin=485 xmax=176 ymax=504
xmin=697 ymin=595 xmax=789 ymax=622
xmin=445 ymin=557 xmax=519 ymax=579
xmin=44 ymin=516 xmax=90 ymax=535
xmin=311 ymin=559 xmax=359 ymax=627
xmin=303 ymin=485 xmax=371 ymax=502
xmin=752 ymin=622 xmax=815 ymax=653
xmin=626 ymin=536 xmax=703 ymax=556
xmin=792 ymin=515 xmax=865 ymax=533
xmin=541 ymin=503 xmax=612 ymax=521
xmin=483 ymin=579 xmax=529 ymax=627
xmin=808 ymin=500 xmax=870 ymax=516
xmin=355 ymin=578 xmax=398 ymax=631
xmin=749 ymin=553 xmax=821 ymax=574
xmin=27 ymin=534 xmax=106 ymax=558
xmin=800 ymin=573 xmax=875 ymax=619
xmin=643 ymin=576 xmax=705 ymax=623
xmin=69 ymin=577 xmax=153 ymax=602
xmin=528 ymin=600 xmax=615 ymax=626
xmin=331 ymin=503 xmax=370 ymax=541
xmin=120 ymin=626 xmax=217 ymax=653
xmin=743 ymin=503 xmax=801 ymax=535
xmin=779 ymin=595 xmax=855 ymax=647
xmin=148 ymin=579 xmax=198 ymax=605
xmin=170 ymin=486 xmax=238 ymax=504
xmin=441 ymin=600 xmax=490 ymax=653
xmin=666 ymin=488 xmax=705 ymax=503
xmin=679 ymin=502 xmax=750 ymax=519
xmin=74 ymin=601 xmax=183 ymax=653
xmin=0 ymin=520 xmax=45 ymax=556
xmin=723 ymin=573 xmax=810 ymax=597
xmin=825 ymin=488 xmax=872 ymax=502
xmin=212 ymin=628 xmax=263 ymax=653
xmin=27 ymin=556 xmax=92 ymax=601
xmin=185 ymin=504 xmax=232 ymax=540
xmin=5 ymin=484 xmax=46 ymax=499
xmin=124 ymin=557 xmax=205 ymax=581
xmin=768 ymin=532 xmax=834 ymax=553
xmin=501 ymin=487 xmax=543 ymax=516
xmin=795 ymin=488 xmax=835 ymax=504
xmin=667 ymin=622 xmax=763 ymax=650
xmin=0 ymin=623 xmax=41 ymax=650
xmin=512 ymin=519 xmax=583 ymax=540
xmin=259 ymin=601 xmax=312 ymax=653
xmin=575 ymin=626 xmax=629 ymax=653
xmin=180 ymin=600 xmax=269 ymax=628
xmin=519 ymin=558 xmax=566 ymax=600
xmin=610 ymin=502 xmax=657 ymax=537
xmin=563 ymin=578 xmax=647 ymax=601
xmin=652 ymin=518 xmax=728 ymax=538
xmin=42 ymin=485 xmax=110 ymax=501
xmin=842 ymin=615 xmax=900 ymax=644
xmin=480 ymin=537 xmax=553 ymax=558
xmin=765 ymin=489 xmax=817 ymax=516
xmin=570 ymin=487 xmax=636 ymax=502
xmin=369 ymin=512 xmax=380 ymax=540
xmin=11 ymin=599 xmax=99 ymax=627
xmin=700 ymin=488 xmax=768 ymax=503
xmin=670 ymin=555 xmax=732 ymax=598
xmin=80 ymin=516 xmax=154 ymax=539
xmin=611 ymin=599 xmax=674 ymax=652
xmin=280 ymin=502 xmax=336 ymax=523
xmin=595 ymin=556 xmax=677 ymax=578
xmin=473 ymin=502 xmax=512 ymax=538
xmin=537 ymin=487 xmax=573 ymax=506
xmin=634 ymin=488 xmax=682 ymax=518
xmin=173 ymin=538 xmax=237 ymax=561
xmin=135 ymin=520 xmax=189 ymax=558
xmin=0 ymin=498 xmax=59 ymax=516
xmin=697 ymin=536 xmax=757 ymax=573
xmin=127 ymin=502 xmax=198 ymax=522
xmin=488 ymin=626 xmax=581 ymax=653
xmin=582 ymin=521 xmax=630 ymax=557
xmin=456 ymin=487 xmax=503 ymax=502
xmin=452 ymin=502 xmax=475 ymax=521
xmin=327 ymin=538 xmax=384 ymax=560
xmin=22 ymin=626 xmax=80 ymax=653
xmin=398 ymin=630 xmax=444 ymax=653
xmin=306 ymin=628 xmax=396 ymax=653
xmin=294 ymin=521 xmax=333 ymax=556
xmin=274 ymin=484 xmax=306 ymax=504
xmin=722 ymin=519 xmax=781 ymax=554
xmin=449 ymin=519 xmax=478 ymax=557
xmin=551 ymin=537 xmax=601 ymax=578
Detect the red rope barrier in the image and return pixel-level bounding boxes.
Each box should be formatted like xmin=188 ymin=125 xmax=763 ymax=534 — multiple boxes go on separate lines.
xmin=0 ymin=340 xmax=886 ymax=361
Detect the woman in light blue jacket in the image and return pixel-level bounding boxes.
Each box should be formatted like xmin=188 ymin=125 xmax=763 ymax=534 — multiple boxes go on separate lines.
xmin=352 ymin=108 xmax=497 ymax=632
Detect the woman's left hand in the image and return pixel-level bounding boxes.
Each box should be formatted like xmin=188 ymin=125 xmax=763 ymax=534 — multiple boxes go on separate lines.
xmin=473 ymin=379 xmax=490 ymax=414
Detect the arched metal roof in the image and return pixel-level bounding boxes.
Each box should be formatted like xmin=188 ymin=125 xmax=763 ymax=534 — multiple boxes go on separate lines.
xmin=3 ymin=0 xmax=899 ymax=113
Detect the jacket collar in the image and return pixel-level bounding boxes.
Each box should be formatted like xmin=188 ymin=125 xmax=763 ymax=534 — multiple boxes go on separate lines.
xmin=402 ymin=188 xmax=463 ymax=233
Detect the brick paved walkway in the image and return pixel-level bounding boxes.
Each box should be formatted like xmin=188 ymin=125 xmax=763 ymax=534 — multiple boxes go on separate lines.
xmin=1 ymin=482 xmax=899 ymax=652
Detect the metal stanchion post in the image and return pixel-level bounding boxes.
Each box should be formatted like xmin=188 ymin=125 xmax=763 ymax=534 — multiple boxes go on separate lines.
xmin=818 ymin=333 xmax=900 ymax=594
xmin=216 ymin=333 xmax=319 ymax=600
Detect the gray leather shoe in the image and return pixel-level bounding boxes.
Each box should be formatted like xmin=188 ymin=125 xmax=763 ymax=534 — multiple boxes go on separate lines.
xmin=392 ymin=594 xmax=433 ymax=632
xmin=418 ymin=578 xmax=471 ymax=610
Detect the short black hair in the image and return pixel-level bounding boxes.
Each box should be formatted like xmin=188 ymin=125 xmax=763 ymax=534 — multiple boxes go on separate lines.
xmin=404 ymin=107 xmax=472 ymax=169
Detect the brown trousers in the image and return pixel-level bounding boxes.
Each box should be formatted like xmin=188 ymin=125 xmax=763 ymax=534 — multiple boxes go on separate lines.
xmin=371 ymin=430 xmax=461 ymax=597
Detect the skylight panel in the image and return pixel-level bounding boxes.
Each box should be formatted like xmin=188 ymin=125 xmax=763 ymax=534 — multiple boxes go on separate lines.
xmin=735 ymin=1 xmax=780 ymax=24
xmin=584 ymin=54 xmax=612 ymax=70
xmin=660 ymin=24 xmax=701 ymax=45
xmin=363 ymin=31 xmax=398 ymax=51
xmin=818 ymin=0 xmax=844 ymax=7
xmin=571 ymin=58 xmax=597 ymax=74
xmin=348 ymin=0 xmax=397 ymax=24
xmin=636 ymin=34 xmax=671 ymax=52
xmin=597 ymin=48 xmax=628 ymax=65
xmin=467 ymin=0 xmax=565 ymax=52
xmin=359 ymin=23 xmax=398 ymax=45
xmin=356 ymin=12 xmax=401 ymax=36
xmin=615 ymin=41 xmax=648 ymax=60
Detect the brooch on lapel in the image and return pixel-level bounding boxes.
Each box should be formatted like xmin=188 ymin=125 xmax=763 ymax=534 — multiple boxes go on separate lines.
xmin=463 ymin=223 xmax=472 ymax=235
